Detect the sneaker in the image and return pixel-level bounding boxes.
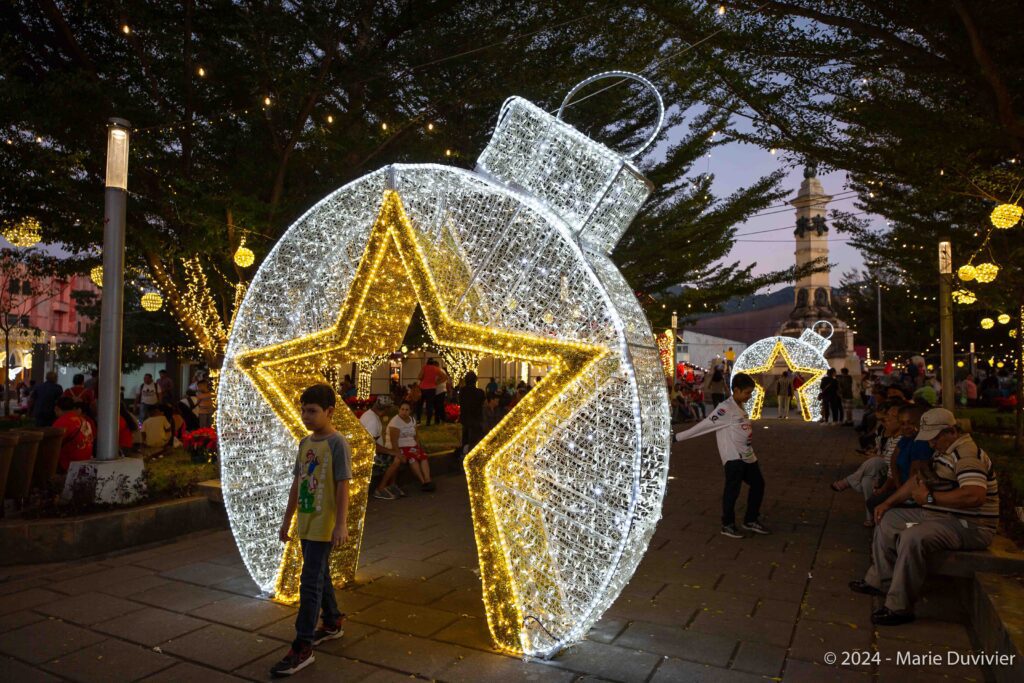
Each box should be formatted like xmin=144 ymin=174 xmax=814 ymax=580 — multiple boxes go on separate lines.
xmin=421 ymin=481 xmax=436 ymax=492
xmin=270 ymin=642 xmax=314 ymax=677
xmin=741 ymin=520 xmax=771 ymax=535
xmin=313 ymin=616 xmax=345 ymax=645
xmin=389 ymin=485 xmax=407 ymax=498
xmin=720 ymin=524 xmax=743 ymax=539
xmin=373 ymin=488 xmax=395 ymax=500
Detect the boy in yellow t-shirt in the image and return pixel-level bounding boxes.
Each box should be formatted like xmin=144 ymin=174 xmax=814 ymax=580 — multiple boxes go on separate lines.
xmin=270 ymin=384 xmax=352 ymax=677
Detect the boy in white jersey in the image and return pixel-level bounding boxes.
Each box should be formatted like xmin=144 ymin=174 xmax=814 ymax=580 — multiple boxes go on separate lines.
xmin=675 ymin=373 xmax=770 ymax=538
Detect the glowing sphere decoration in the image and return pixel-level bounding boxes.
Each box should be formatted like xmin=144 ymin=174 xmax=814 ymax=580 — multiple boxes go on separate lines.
xmin=2 ymin=216 xmax=42 ymax=248
xmin=957 ymin=264 xmax=977 ymax=282
xmin=730 ymin=323 xmax=832 ymax=421
xmin=952 ymin=289 xmax=976 ymax=305
xmin=990 ymin=203 xmax=1022 ymax=229
xmin=998 ymin=314 xmax=1011 ymax=325
xmin=217 ymin=72 xmax=671 ymax=657
xmin=90 ymin=265 xmax=103 ymax=288
xmin=234 ymin=238 xmax=255 ymax=268
xmin=981 ymin=317 xmax=995 ymax=330
xmin=140 ymin=291 xmax=163 ymax=312
xmin=974 ymin=263 xmax=999 ymax=283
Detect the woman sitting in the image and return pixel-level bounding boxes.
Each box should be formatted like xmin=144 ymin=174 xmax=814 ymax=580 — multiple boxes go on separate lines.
xmin=388 ymin=400 xmax=436 ymax=492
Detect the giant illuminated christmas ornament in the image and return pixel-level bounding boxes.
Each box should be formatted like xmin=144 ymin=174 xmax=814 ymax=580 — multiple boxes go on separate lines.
xmin=731 ymin=322 xmax=833 ymax=421
xmin=217 ymin=71 xmax=671 ymax=658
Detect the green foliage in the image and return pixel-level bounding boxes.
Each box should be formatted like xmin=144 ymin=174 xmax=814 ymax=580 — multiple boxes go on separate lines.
xmin=144 ymin=447 xmax=218 ymax=499
xmin=416 ymin=422 xmax=463 ymax=454
xmin=1 ymin=0 xmax=816 ymax=348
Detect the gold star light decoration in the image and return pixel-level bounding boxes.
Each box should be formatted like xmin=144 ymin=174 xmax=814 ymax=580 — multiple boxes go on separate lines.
xmin=731 ymin=326 xmax=833 ymax=421
xmin=235 ymin=191 xmax=609 ymax=650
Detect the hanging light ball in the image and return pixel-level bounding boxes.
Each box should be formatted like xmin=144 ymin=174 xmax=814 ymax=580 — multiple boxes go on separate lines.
xmin=234 ymin=238 xmax=255 ymax=268
xmin=998 ymin=313 xmax=1011 ymax=325
xmin=141 ymin=291 xmax=163 ymax=312
xmin=1011 ymin=329 xmax=1018 ymax=339
xmin=980 ymin=317 xmax=995 ymax=330
xmin=997 ymin=361 xmax=1005 ymax=368
xmin=956 ymin=360 xmax=965 ymax=368
xmin=952 ymin=289 xmax=976 ymax=305
xmin=90 ymin=265 xmax=103 ymax=288
xmin=990 ymin=203 xmax=1023 ymax=229
xmin=2 ymin=216 xmax=42 ymax=248
xmin=974 ymin=262 xmax=999 ymax=283
xmin=957 ymin=264 xmax=977 ymax=281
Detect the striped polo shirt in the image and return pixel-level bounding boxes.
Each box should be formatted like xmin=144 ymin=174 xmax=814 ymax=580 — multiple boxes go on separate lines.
xmin=925 ymin=435 xmax=999 ymax=529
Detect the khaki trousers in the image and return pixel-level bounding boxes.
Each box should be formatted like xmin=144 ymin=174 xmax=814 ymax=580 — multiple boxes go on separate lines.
xmin=864 ymin=507 xmax=993 ymax=613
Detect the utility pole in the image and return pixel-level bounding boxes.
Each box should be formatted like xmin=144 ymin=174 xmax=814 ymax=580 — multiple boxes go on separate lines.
xmin=938 ymin=241 xmax=954 ymax=411
xmin=671 ymin=310 xmax=678 ymax=382
xmin=96 ymin=118 xmax=130 ymax=461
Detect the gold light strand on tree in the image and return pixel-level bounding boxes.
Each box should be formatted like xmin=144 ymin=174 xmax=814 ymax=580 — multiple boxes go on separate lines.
xmin=355 ymin=354 xmax=389 ymax=399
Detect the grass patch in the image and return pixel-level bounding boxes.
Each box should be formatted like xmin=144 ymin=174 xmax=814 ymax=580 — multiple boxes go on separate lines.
xmin=975 ymin=434 xmax=1024 ymax=548
xmin=956 ymin=406 xmax=1016 ymax=433
xmin=415 ymin=422 xmax=462 ymax=454
xmin=144 ymin=448 xmax=219 ymax=499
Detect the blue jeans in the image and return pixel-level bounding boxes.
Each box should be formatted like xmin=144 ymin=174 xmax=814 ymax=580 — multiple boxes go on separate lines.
xmin=294 ymin=540 xmax=342 ymax=645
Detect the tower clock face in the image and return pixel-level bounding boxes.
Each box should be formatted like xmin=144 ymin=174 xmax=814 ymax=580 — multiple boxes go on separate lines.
xmin=217 ymin=164 xmax=670 ymax=657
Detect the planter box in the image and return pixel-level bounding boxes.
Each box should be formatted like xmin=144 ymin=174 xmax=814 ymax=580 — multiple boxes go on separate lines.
xmin=0 ymin=496 xmax=226 ymax=565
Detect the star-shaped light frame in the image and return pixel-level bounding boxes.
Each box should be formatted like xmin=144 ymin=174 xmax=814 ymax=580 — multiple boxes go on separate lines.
xmin=732 ymin=336 xmax=829 ymax=421
xmin=234 ymin=190 xmax=610 ymax=653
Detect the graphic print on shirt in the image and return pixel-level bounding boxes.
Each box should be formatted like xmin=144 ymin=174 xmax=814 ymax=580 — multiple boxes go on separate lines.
xmin=298 ymin=446 xmax=326 ymax=514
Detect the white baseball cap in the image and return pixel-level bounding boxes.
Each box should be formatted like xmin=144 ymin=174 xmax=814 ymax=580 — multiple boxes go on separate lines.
xmin=916 ymin=407 xmax=957 ymax=441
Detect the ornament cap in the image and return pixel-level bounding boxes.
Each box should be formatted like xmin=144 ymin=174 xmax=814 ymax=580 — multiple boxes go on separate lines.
xmin=475 ymin=73 xmax=660 ymax=255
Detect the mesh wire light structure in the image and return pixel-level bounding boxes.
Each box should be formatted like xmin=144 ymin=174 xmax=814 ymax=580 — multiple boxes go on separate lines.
xmin=731 ymin=323 xmax=833 ymax=421
xmin=217 ymin=72 xmax=671 ymax=658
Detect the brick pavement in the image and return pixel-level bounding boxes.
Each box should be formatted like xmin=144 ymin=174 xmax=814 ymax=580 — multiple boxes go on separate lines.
xmin=0 ymin=420 xmax=993 ymax=682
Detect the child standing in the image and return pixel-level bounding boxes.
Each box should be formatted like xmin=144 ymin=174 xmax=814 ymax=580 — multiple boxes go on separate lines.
xmin=271 ymin=384 xmax=352 ymax=677
xmin=674 ymin=373 xmax=770 ymax=539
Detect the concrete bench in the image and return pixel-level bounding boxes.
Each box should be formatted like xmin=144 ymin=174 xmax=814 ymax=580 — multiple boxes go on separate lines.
xmin=931 ymin=535 xmax=1024 ymax=578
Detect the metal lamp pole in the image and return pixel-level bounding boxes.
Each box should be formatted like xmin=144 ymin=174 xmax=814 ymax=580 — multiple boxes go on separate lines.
xmin=938 ymin=241 xmax=955 ymax=411
xmin=876 ymin=282 xmax=884 ymax=363
xmin=96 ymin=118 xmax=130 ymax=461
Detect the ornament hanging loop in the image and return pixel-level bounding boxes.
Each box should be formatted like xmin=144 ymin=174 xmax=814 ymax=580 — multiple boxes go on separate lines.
xmin=811 ymin=320 xmax=835 ymax=340
xmin=557 ymin=71 xmax=665 ymax=160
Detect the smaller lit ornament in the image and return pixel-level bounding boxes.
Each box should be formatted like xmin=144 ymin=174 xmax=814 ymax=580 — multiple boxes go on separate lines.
xmin=998 ymin=314 xmax=1011 ymax=325
xmin=990 ymin=203 xmax=1023 ymax=229
xmin=980 ymin=317 xmax=994 ymax=330
xmin=997 ymin=361 xmax=1005 ymax=368
xmin=926 ymin=364 xmax=934 ymax=371
xmin=141 ymin=291 xmax=163 ymax=312
xmin=234 ymin=237 xmax=255 ymax=268
xmin=952 ymin=289 xmax=976 ymax=305
xmin=957 ymin=264 xmax=977 ymax=281
xmin=90 ymin=265 xmax=104 ymax=288
xmin=974 ymin=263 xmax=999 ymax=283
xmin=956 ymin=360 xmax=964 ymax=368
xmin=2 ymin=216 xmax=42 ymax=248
xmin=1011 ymin=329 xmax=1018 ymax=339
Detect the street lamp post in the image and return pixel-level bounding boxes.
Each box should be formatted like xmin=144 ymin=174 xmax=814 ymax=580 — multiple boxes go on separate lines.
xmin=96 ymin=118 xmax=130 ymax=461
xmin=938 ymin=241 xmax=954 ymax=411
xmin=49 ymin=335 xmax=57 ymax=374
xmin=876 ymin=282 xmax=883 ymax=363
xmin=671 ymin=310 xmax=678 ymax=381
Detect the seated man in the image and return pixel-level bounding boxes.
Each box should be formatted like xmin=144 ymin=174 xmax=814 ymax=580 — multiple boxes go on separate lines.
xmin=849 ymin=408 xmax=999 ymax=625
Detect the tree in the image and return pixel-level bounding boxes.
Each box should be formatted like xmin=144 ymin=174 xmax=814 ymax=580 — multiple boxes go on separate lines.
xmin=0 ymin=248 xmax=66 ymax=413
xmin=2 ymin=1 xmax=819 ymax=364
xmin=634 ymin=0 xmax=1024 ymax=446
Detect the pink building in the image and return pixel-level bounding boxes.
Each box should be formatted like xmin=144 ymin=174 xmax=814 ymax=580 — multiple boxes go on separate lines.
xmin=25 ymin=274 xmax=98 ymax=344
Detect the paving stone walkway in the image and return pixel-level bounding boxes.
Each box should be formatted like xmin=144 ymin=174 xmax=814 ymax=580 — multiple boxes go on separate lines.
xmin=0 ymin=419 xmax=994 ymax=682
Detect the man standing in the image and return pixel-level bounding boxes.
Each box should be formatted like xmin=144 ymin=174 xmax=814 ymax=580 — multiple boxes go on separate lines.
xmin=838 ymin=368 xmax=855 ymax=425
xmin=135 ymin=373 xmax=161 ymax=422
xmin=458 ymin=371 xmax=486 ymax=465
xmin=849 ymin=408 xmax=998 ymax=625
xmin=29 ymin=371 xmax=63 ymax=427
xmin=157 ymin=369 xmax=175 ymax=403
xmin=776 ymin=371 xmax=794 ymax=419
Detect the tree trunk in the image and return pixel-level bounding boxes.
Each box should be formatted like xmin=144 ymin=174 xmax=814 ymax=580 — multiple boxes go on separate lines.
xmin=3 ymin=329 xmax=9 ymax=417
xmin=1015 ymin=305 xmax=1023 ymax=454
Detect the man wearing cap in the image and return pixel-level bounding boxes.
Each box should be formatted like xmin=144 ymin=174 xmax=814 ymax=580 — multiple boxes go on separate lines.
xmin=849 ymin=407 xmax=999 ymax=625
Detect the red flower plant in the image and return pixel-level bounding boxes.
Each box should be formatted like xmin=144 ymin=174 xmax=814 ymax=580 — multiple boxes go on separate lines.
xmin=444 ymin=403 xmax=460 ymax=423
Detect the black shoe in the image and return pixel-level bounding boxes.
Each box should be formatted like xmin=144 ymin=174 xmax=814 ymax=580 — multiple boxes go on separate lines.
xmin=871 ymin=607 xmax=915 ymax=626
xmin=270 ymin=641 xmax=314 ymax=677
xmin=848 ymin=580 xmax=884 ymax=596
xmin=421 ymin=481 xmax=436 ymax=492
xmin=720 ymin=524 xmax=743 ymax=539
xmin=740 ymin=520 xmax=771 ymax=535
xmin=313 ymin=616 xmax=345 ymax=645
